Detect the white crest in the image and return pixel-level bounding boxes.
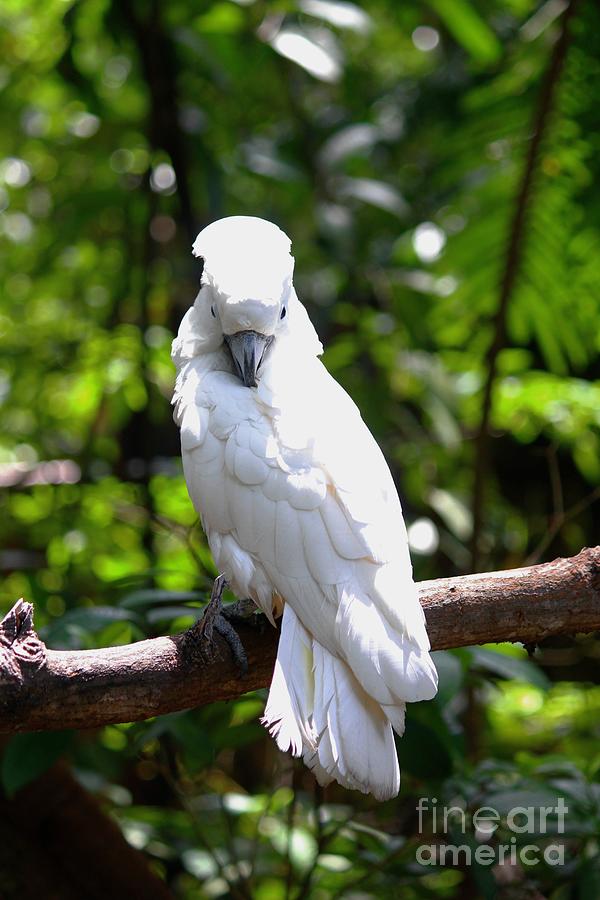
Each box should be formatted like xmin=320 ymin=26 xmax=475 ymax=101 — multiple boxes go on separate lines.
xmin=192 ymin=216 xmax=294 ymax=304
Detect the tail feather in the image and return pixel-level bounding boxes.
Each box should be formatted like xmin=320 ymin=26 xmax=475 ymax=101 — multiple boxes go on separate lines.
xmin=306 ymin=643 xmax=400 ymax=800
xmin=335 ymin=588 xmax=438 ymax=707
xmin=261 ymin=604 xmax=317 ymax=755
xmin=263 ymin=603 xmax=403 ymax=800
xmin=262 ymin=583 xmax=438 ymax=799
xmin=382 ymin=701 xmax=406 ymax=737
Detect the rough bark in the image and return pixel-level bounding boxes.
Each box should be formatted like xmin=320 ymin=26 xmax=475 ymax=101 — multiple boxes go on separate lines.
xmin=1 ymin=547 xmax=599 ymax=735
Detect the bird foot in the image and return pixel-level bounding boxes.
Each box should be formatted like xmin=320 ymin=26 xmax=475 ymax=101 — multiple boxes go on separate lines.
xmin=221 ymin=597 xmax=261 ymax=625
xmin=196 ymin=575 xmax=249 ymax=675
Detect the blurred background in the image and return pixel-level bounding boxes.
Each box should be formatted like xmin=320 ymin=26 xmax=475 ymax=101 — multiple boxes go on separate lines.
xmin=1 ymin=0 xmax=600 ymax=897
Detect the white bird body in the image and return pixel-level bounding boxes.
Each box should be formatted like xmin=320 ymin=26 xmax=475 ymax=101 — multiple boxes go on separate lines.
xmin=172 ymin=217 xmax=437 ymax=800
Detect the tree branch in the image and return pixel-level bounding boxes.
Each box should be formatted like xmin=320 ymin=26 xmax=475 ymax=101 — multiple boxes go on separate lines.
xmin=1 ymin=547 xmax=599 ymax=735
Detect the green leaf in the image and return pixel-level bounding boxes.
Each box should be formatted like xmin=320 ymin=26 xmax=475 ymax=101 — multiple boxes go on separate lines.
xmin=431 ymin=650 xmax=465 ymax=706
xmin=145 ymin=605 xmax=198 ymax=623
xmin=428 ymin=0 xmax=502 ymax=65
xmin=270 ymin=825 xmax=317 ymax=872
xmin=195 ymin=3 xmax=246 ymax=34
xmin=577 ymin=858 xmax=600 ymax=897
xmin=2 ymin=731 xmax=73 ymax=797
xmin=120 ymin=589 xmax=202 ymax=609
xmin=41 ymin=607 xmax=140 ymax=648
xmin=52 ymin=606 xmax=137 ymax=629
xmin=485 ymin=788 xmax=568 ymax=820
xmin=398 ymin=716 xmax=454 ymax=779
xmin=466 ymin=646 xmax=551 ymax=690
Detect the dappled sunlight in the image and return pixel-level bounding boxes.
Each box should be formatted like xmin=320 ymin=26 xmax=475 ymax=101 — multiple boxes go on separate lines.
xmin=1 ymin=0 xmax=599 ymax=895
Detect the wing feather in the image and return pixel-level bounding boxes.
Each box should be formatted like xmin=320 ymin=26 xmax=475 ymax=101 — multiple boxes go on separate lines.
xmin=234 ymin=444 xmax=270 ymax=485
xmin=319 ymin=492 xmax=367 ymax=560
xmin=263 ymin=468 xmax=290 ymax=501
xmin=285 ymin=469 xmax=327 ymax=510
xmin=225 ymin=478 xmax=258 ymax=552
xmin=179 ymin=403 xmax=208 ymax=451
xmin=275 ymin=501 xmax=308 ymax=578
xmin=299 ymin=508 xmax=348 ymax=585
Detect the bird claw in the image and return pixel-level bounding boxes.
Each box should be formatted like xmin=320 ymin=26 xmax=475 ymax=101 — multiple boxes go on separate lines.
xmin=196 ymin=575 xmax=249 ymax=675
xmin=211 ymin=616 xmax=248 ymax=675
xmin=221 ymin=597 xmax=261 ymax=625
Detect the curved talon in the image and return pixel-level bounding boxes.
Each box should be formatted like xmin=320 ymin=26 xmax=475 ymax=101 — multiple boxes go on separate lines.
xmin=197 ymin=575 xmax=248 ymax=674
xmin=213 ymin=616 xmax=248 ymax=675
xmin=198 ymin=574 xmax=228 ymax=643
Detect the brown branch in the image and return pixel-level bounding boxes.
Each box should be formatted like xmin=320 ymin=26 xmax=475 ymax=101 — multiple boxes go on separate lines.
xmin=1 ymin=547 xmax=599 ymax=735
xmin=526 ymin=484 xmax=600 ymax=566
xmin=470 ymin=0 xmax=579 ymax=570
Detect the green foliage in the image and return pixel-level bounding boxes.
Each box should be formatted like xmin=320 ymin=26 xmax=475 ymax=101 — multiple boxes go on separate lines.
xmin=1 ymin=730 xmax=73 ymax=796
xmin=1 ymin=0 xmax=600 ymax=896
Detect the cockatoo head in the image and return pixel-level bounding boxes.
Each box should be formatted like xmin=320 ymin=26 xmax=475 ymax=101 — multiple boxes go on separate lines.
xmin=192 ymin=216 xmax=295 ymax=387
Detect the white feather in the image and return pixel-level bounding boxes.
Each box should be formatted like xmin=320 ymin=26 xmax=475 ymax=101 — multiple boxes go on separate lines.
xmin=304 ymin=643 xmax=400 ymax=800
xmin=173 ymin=216 xmax=438 ymax=801
xmin=274 ymin=501 xmax=307 ymax=579
xmin=262 ymin=603 xmax=317 ymax=755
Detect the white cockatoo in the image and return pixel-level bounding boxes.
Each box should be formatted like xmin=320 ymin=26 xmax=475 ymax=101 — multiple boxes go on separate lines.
xmin=171 ymin=216 xmax=437 ymax=800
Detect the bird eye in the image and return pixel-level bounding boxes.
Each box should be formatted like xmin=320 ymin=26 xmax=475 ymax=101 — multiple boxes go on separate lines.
xmin=211 ymin=305 xmax=216 ymax=318
xmin=280 ymin=307 xmax=287 ymax=320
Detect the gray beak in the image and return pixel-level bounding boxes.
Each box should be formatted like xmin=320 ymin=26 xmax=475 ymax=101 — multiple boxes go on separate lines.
xmin=223 ymin=330 xmax=274 ymax=388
